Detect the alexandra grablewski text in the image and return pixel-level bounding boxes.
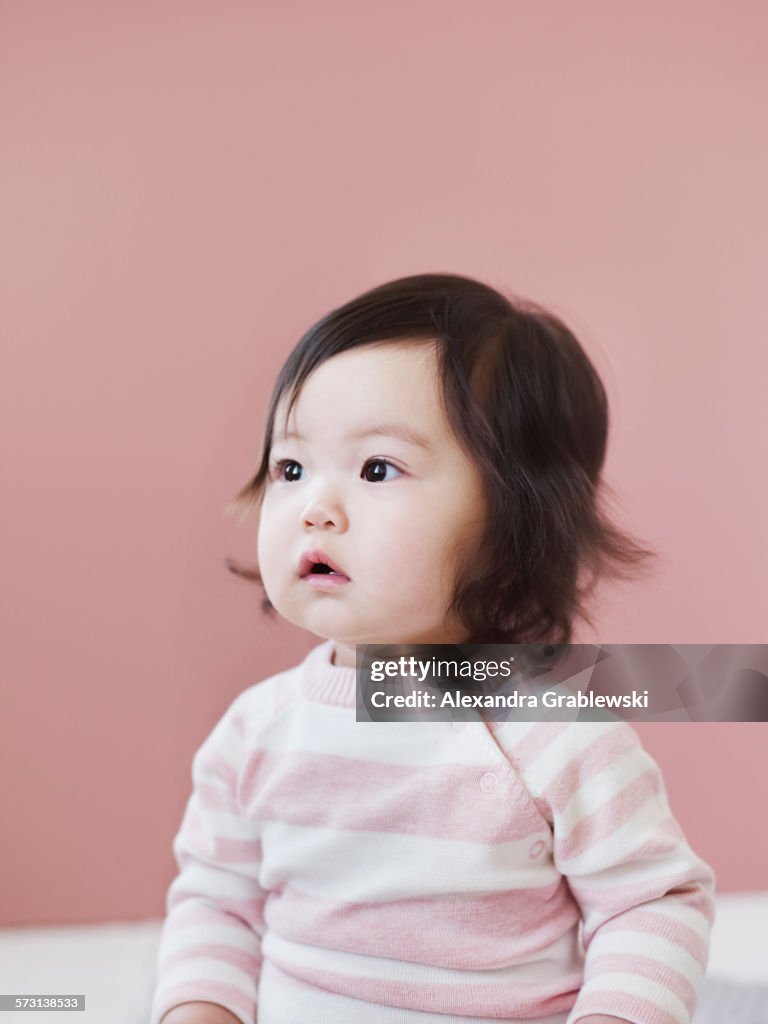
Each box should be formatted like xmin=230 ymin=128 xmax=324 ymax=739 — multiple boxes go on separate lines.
xmin=370 ymin=688 xmax=650 ymax=709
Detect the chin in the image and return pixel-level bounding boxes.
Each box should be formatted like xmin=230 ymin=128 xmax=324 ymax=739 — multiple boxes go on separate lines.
xmin=289 ymin=612 xmax=357 ymax=643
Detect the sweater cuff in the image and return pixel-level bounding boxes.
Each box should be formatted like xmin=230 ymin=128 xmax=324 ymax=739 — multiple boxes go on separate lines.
xmin=149 ymin=979 xmax=255 ymax=1024
xmin=566 ymin=980 xmax=700 ymax=1024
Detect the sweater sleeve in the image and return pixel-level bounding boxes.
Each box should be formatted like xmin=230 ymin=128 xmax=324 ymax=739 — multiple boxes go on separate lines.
xmin=149 ymin=693 xmax=265 ymax=1024
xmin=502 ymin=720 xmax=716 ymax=1024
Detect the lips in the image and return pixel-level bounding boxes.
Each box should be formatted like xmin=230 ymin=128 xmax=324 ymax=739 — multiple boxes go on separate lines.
xmin=298 ymin=549 xmax=350 ymax=580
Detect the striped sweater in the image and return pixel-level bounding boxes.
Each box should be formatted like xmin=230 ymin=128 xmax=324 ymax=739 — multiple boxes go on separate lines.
xmin=150 ymin=638 xmax=715 ymax=1024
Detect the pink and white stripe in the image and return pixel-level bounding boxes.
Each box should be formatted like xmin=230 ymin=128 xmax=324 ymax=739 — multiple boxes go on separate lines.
xmin=150 ymin=639 xmax=715 ymax=1024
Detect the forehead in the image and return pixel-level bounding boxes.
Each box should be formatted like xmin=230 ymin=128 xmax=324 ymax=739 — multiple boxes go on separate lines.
xmin=274 ymin=341 xmax=448 ymax=441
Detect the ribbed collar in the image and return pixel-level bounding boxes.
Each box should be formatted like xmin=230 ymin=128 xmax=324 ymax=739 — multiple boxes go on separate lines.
xmin=300 ymin=638 xmax=358 ymax=707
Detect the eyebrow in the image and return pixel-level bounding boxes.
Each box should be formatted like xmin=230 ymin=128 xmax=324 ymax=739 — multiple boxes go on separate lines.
xmin=274 ymin=423 xmax=435 ymax=452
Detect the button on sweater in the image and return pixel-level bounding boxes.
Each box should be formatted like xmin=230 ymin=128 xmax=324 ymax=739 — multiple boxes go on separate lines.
xmin=150 ymin=639 xmax=715 ymax=1024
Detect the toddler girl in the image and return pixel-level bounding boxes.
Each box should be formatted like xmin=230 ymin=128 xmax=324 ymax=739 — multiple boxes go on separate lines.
xmin=150 ymin=273 xmax=715 ymax=1024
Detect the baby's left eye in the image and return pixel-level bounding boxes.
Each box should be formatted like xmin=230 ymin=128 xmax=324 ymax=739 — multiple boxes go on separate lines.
xmin=361 ymin=459 xmax=402 ymax=483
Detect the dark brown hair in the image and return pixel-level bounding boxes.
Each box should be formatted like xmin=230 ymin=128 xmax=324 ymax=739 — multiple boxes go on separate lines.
xmin=225 ymin=272 xmax=657 ymax=645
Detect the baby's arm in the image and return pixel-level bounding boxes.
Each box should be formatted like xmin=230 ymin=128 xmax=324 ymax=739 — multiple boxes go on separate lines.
xmin=149 ymin=694 xmax=266 ymax=1024
xmin=498 ymin=720 xmax=715 ymax=1024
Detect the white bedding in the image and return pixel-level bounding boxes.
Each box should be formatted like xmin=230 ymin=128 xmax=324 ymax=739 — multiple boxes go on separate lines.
xmin=0 ymin=893 xmax=765 ymax=1024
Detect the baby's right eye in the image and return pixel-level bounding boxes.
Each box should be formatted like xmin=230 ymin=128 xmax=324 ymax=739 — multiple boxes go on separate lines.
xmin=271 ymin=459 xmax=303 ymax=482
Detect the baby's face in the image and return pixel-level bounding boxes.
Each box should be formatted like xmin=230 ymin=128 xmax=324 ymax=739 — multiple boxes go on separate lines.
xmin=256 ymin=341 xmax=486 ymax=666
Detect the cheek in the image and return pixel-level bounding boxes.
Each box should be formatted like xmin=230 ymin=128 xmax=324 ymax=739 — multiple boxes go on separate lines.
xmin=256 ymin=507 xmax=285 ymax=576
xmin=406 ymin=504 xmax=482 ymax=591
xmin=364 ymin=531 xmax=452 ymax=604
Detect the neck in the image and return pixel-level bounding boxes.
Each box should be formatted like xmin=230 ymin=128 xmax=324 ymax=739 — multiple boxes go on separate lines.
xmin=332 ymin=642 xmax=357 ymax=668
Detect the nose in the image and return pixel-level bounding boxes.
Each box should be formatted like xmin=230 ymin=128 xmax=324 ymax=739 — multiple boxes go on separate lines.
xmin=301 ymin=483 xmax=348 ymax=532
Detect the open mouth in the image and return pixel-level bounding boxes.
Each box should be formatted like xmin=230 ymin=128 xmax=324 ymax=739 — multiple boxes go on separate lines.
xmin=299 ymin=550 xmax=350 ymax=581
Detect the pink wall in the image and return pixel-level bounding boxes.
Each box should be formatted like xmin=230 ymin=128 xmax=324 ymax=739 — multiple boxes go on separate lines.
xmin=1 ymin=3 xmax=766 ymax=926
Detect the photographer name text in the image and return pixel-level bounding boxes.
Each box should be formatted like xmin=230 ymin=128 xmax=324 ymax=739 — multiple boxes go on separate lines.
xmin=370 ymin=689 xmax=650 ymax=709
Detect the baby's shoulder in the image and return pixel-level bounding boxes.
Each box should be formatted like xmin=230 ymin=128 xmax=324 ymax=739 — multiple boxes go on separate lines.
xmin=224 ymin=662 xmax=306 ymax=732
xmin=488 ymin=718 xmax=654 ymax=811
xmin=199 ymin=662 xmax=308 ymax=765
xmin=489 ymin=716 xmax=645 ymax=773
